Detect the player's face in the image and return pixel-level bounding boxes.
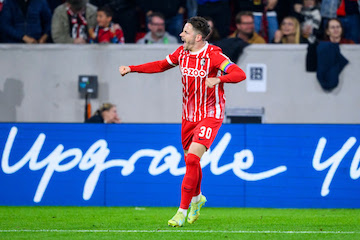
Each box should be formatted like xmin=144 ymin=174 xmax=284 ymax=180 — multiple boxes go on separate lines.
xmin=96 ymin=11 xmax=111 ymax=28
xmin=180 ymin=23 xmax=197 ymax=51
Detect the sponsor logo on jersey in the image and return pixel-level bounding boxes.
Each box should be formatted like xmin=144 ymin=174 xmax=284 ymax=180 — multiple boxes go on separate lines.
xmin=181 ymin=68 xmax=207 ymax=77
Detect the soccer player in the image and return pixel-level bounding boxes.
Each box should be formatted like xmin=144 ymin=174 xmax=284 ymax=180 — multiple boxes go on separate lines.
xmin=119 ymin=16 xmax=246 ymax=227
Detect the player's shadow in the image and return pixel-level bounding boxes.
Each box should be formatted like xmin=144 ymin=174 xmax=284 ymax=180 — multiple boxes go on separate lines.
xmin=0 ymin=78 xmax=24 ymax=122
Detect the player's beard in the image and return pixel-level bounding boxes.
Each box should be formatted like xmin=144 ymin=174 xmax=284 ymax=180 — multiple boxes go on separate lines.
xmin=183 ymin=36 xmax=196 ymax=51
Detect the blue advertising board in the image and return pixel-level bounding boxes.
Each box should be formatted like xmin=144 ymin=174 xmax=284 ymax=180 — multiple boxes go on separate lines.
xmin=0 ymin=123 xmax=359 ymax=208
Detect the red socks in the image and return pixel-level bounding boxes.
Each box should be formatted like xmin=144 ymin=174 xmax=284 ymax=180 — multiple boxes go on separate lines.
xmin=180 ymin=153 xmax=202 ymax=209
xmin=194 ymin=164 xmax=202 ymax=197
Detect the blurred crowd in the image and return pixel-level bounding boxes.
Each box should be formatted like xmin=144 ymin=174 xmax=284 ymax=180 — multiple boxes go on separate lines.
xmin=0 ymin=0 xmax=359 ymax=44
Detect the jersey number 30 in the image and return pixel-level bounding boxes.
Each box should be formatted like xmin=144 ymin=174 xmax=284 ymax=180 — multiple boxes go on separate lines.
xmin=199 ymin=126 xmax=212 ymax=139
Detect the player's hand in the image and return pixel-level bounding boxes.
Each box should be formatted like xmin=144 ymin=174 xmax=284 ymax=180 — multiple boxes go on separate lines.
xmin=205 ymin=77 xmax=221 ymax=88
xmin=119 ymin=66 xmax=131 ymax=76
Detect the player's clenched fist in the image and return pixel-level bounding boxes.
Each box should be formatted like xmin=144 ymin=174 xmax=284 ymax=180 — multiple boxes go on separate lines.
xmin=205 ymin=77 xmax=221 ymax=88
xmin=119 ymin=66 xmax=131 ymax=76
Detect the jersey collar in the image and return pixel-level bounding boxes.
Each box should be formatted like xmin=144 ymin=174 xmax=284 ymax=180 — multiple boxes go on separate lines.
xmin=189 ymin=41 xmax=209 ymax=55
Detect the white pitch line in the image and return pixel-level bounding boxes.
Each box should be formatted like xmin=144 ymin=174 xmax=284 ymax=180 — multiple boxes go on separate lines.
xmin=0 ymin=230 xmax=358 ymax=234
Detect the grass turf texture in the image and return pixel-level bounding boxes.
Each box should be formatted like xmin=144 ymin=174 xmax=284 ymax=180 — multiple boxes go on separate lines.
xmin=0 ymin=207 xmax=359 ymax=240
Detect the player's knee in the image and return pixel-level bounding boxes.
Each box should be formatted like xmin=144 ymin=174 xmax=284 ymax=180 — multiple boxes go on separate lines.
xmin=186 ymin=153 xmax=200 ymax=166
xmin=186 ymin=158 xmax=199 ymax=166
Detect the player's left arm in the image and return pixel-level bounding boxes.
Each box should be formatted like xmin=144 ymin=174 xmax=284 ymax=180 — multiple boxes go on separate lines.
xmin=206 ymin=59 xmax=246 ymax=88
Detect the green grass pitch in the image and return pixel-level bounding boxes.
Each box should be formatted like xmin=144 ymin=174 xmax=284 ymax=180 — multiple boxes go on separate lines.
xmin=0 ymin=206 xmax=359 ymax=240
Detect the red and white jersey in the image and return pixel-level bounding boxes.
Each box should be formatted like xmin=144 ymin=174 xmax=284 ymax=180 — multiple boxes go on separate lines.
xmin=166 ymin=42 xmax=235 ymax=122
xmin=129 ymin=42 xmax=246 ymax=123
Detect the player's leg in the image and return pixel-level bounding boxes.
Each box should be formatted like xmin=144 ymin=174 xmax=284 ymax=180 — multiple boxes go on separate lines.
xmin=168 ymin=120 xmax=196 ymax=227
xmin=180 ymin=142 xmax=206 ymax=209
xmin=181 ymin=119 xmax=206 ymax=210
xmin=168 ymin=118 xmax=222 ymax=226
xmin=181 ymin=149 xmax=203 ymax=204
xmin=168 ymin=142 xmax=206 ymax=227
xmin=187 ymin=118 xmax=223 ymax=224
xmin=185 ymin=142 xmax=208 ymax=224
xmin=180 ymin=148 xmax=202 ymax=212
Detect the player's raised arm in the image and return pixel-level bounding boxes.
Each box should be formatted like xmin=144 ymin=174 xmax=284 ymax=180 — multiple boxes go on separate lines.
xmin=119 ymin=59 xmax=175 ymax=77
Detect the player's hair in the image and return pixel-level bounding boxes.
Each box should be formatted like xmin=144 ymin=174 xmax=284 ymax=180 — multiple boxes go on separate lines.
xmin=235 ymin=11 xmax=254 ymax=24
xmin=187 ymin=16 xmax=211 ymax=40
xmin=98 ymin=6 xmax=113 ymax=17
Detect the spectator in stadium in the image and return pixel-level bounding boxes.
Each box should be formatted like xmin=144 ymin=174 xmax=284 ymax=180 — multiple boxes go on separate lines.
xmin=324 ymin=18 xmax=354 ymax=43
xmin=137 ymin=12 xmax=178 ymax=44
xmin=88 ymin=6 xmax=124 ymax=44
xmin=197 ymin=0 xmax=231 ymax=39
xmin=292 ymin=0 xmax=321 ymax=43
xmin=273 ymin=16 xmax=308 ymax=43
xmin=136 ymin=0 xmax=185 ymax=42
xmin=51 ymin=0 xmax=97 ymax=44
xmin=233 ymin=0 xmax=279 ymax=43
xmin=204 ymin=16 xmax=221 ymax=43
xmin=119 ymin=16 xmax=246 ymax=227
xmin=1 ymin=0 xmax=52 ymax=43
xmin=89 ymin=0 xmax=138 ymax=43
xmin=229 ymin=11 xmax=266 ymax=44
xmin=316 ymin=18 xmax=350 ymax=91
xmin=306 ymin=17 xmax=353 ymax=73
xmin=337 ymin=0 xmax=360 ymax=43
xmin=85 ymin=103 xmax=121 ymax=123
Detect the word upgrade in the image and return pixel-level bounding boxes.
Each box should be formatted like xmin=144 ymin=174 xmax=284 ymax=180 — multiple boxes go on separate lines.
xmin=1 ymin=125 xmax=360 ymax=206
